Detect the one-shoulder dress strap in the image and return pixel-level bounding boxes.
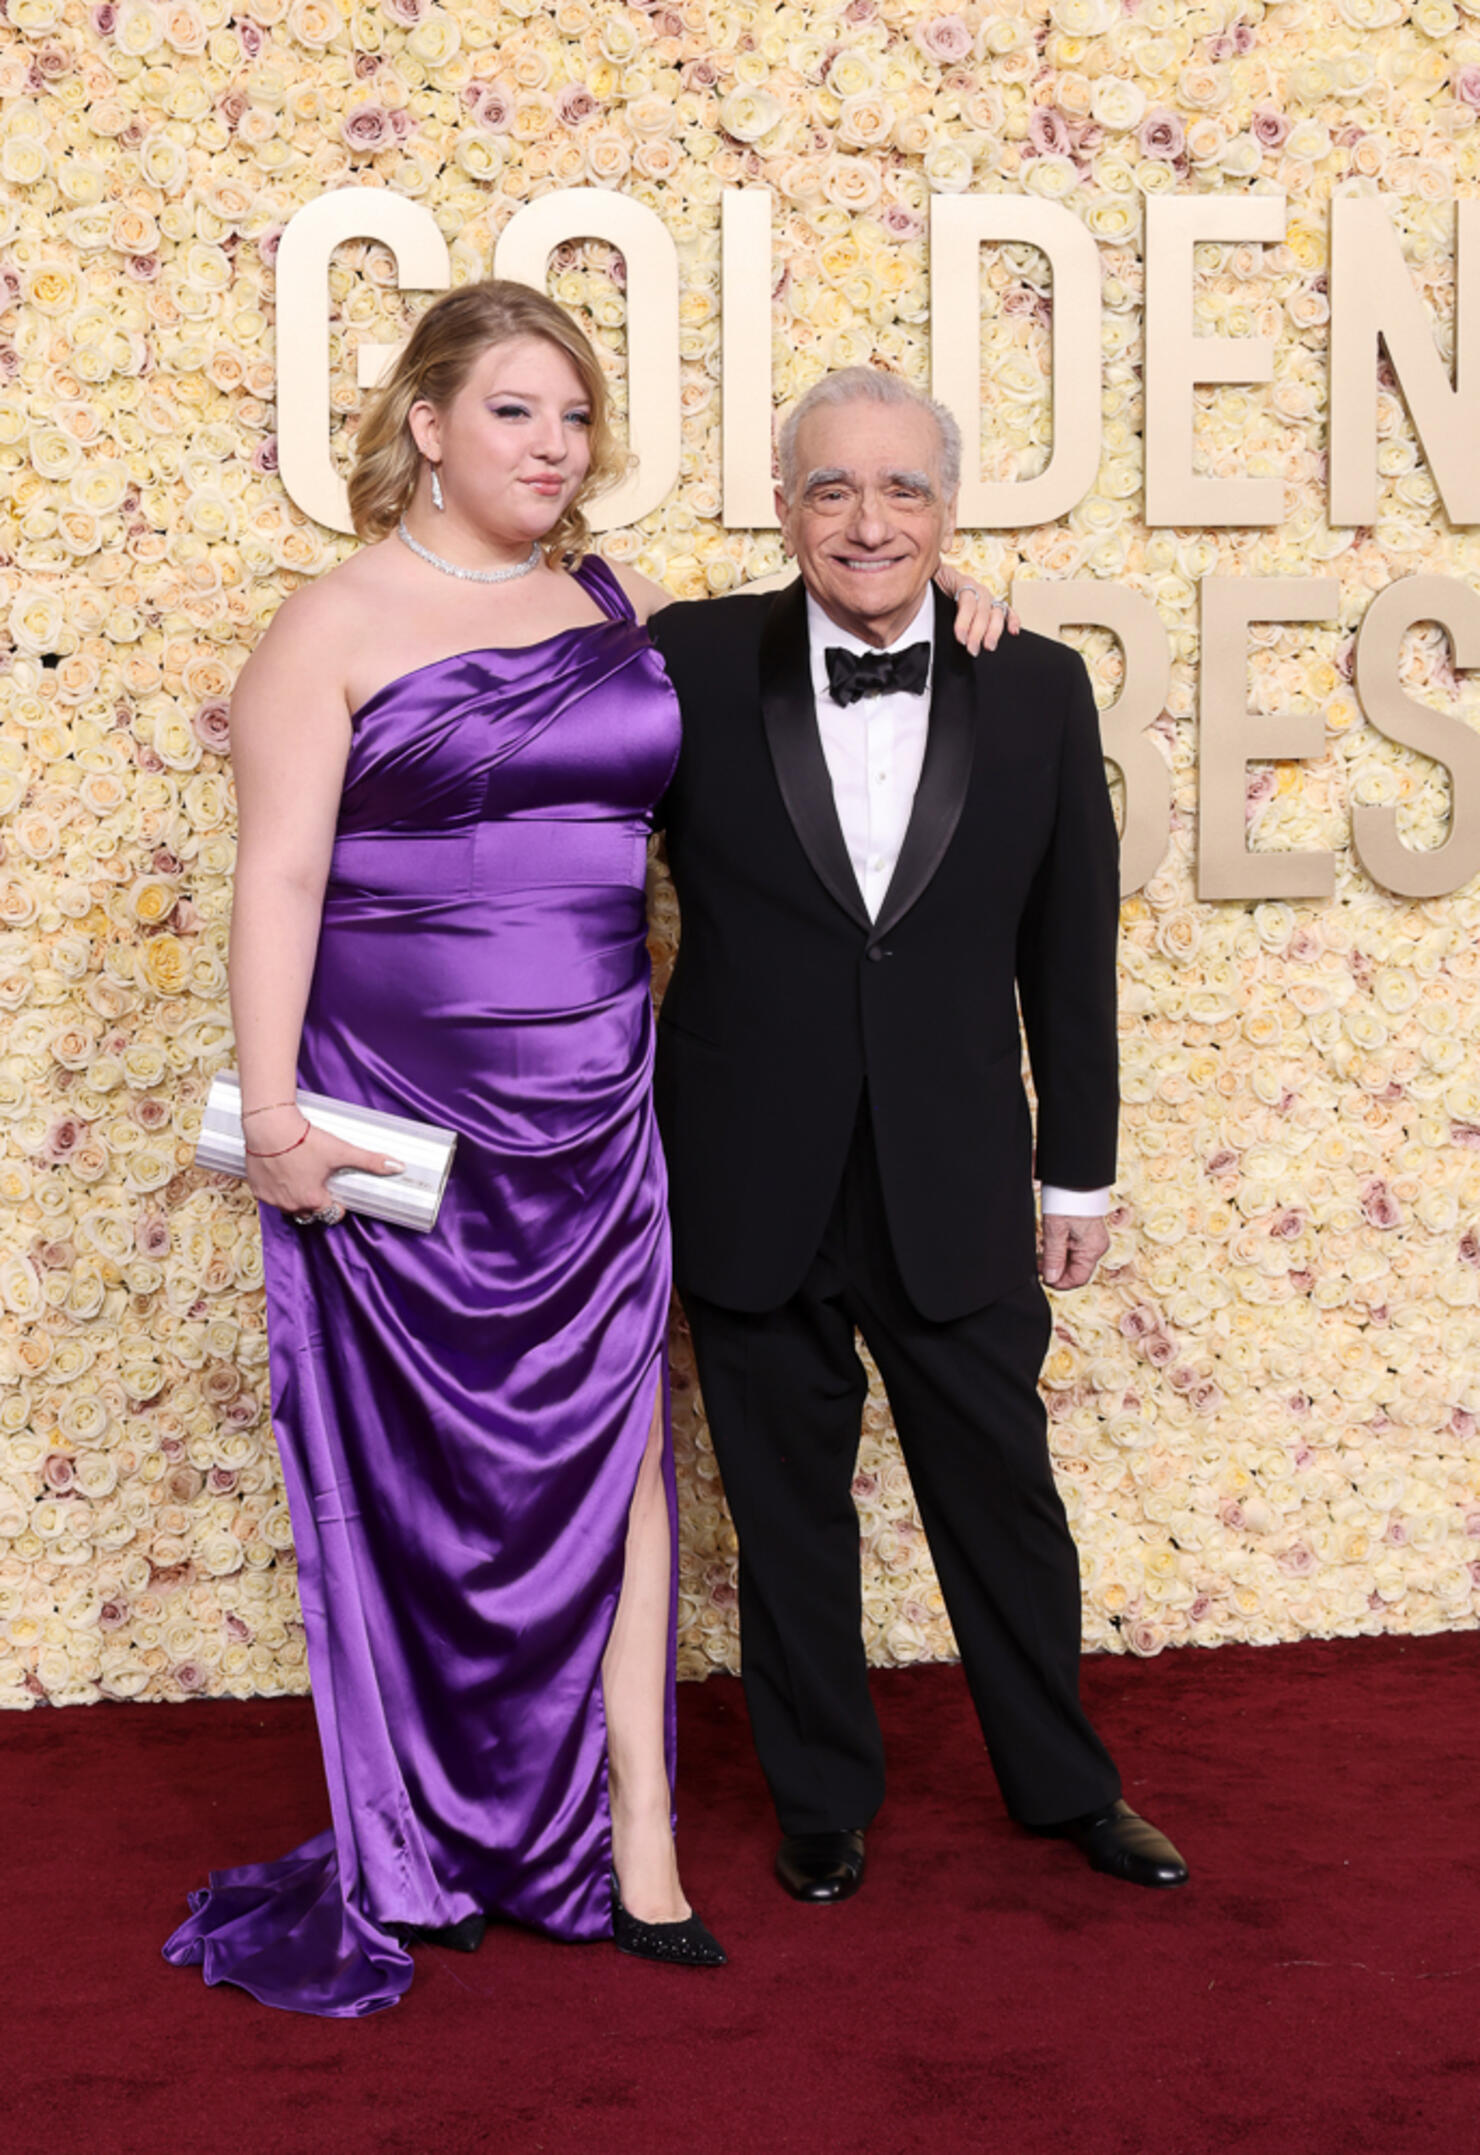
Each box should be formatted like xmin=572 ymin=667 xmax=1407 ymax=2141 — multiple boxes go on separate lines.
xmin=572 ymin=553 xmax=636 ymax=624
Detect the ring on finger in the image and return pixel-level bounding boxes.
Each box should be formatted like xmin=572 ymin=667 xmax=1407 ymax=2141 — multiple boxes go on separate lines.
xmin=290 ymin=1210 xmax=317 ymax=1227
xmin=314 ymin=1201 xmax=346 ymax=1226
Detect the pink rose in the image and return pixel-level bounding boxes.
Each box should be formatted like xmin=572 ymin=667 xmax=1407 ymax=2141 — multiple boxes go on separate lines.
xmin=879 ymin=203 xmax=923 ymax=239
xmin=251 ymin=437 xmax=278 ymax=476
xmin=136 ymin=1214 xmax=171 ymax=1258
xmin=90 ymin=3 xmax=117 ymax=32
xmin=1452 ymin=1122 xmax=1480 ymax=1151
xmin=1139 ymin=110 xmax=1186 ymax=161
xmin=1142 ymin=1332 xmax=1177 ymax=1368
xmin=1245 ymin=766 xmax=1277 ymax=813
xmin=1360 ymin=1180 xmax=1402 ymax=1230
xmin=192 ymin=699 xmax=231 ymax=753
xmin=1270 ymin=1209 xmax=1305 ymax=1239
xmin=1455 ymin=65 xmax=1480 ymax=111
xmin=44 ymin=1454 xmax=75 ymax=1491
xmin=237 ymin=17 xmax=264 ymax=58
xmin=1028 ymin=107 xmax=1073 ymax=158
xmin=1119 ymin=1305 xmax=1159 ymax=1341
xmin=1205 ymin=1148 xmax=1238 ymax=1174
xmin=556 ymin=84 xmax=597 ymax=127
xmin=914 ymin=14 xmax=973 ymax=64
xmin=1278 ymin=1541 xmax=1316 ymax=1577
xmin=43 ymin=1116 xmax=87 ymax=1161
xmin=1251 ymin=107 xmax=1289 ymax=150
xmin=99 ymin=1601 xmax=129 ymax=1632
xmin=468 ymin=84 xmax=513 ymax=133
xmin=175 ymin=1663 xmax=208 ymax=1693
xmin=342 ymin=104 xmax=397 ymax=154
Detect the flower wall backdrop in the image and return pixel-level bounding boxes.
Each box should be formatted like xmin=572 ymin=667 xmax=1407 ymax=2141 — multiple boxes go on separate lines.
xmin=1 ymin=0 xmax=1479 ymax=1706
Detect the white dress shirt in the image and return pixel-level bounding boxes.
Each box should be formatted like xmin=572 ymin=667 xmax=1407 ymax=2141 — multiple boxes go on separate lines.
xmin=806 ymin=590 xmax=1110 ymax=1221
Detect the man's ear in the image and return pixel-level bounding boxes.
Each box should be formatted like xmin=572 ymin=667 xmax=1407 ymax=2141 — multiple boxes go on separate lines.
xmin=773 ymin=486 xmax=792 ymax=544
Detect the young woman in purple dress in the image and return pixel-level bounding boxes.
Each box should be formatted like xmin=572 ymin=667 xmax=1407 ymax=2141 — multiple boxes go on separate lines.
xmin=165 ymin=283 xmax=722 ymax=2014
xmin=164 ymin=281 xmax=1005 ymax=2017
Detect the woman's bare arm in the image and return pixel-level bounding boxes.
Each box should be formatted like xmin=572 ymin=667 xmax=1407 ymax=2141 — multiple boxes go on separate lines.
xmin=227 ymin=590 xmax=399 ymax=1212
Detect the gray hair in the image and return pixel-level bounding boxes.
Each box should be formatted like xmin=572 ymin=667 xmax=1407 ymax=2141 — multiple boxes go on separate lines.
xmin=776 ymin=368 xmax=963 ymax=500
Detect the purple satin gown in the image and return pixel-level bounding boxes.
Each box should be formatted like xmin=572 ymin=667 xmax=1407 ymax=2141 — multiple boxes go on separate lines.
xmin=164 ymin=557 xmax=681 ymax=2016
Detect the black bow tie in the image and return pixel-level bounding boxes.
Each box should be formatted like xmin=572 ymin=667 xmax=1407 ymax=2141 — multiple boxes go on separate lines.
xmin=824 ymin=642 xmax=931 ymax=707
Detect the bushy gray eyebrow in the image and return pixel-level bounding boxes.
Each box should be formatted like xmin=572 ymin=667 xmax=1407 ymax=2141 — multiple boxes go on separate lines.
xmin=801 ymin=467 xmax=937 ymax=496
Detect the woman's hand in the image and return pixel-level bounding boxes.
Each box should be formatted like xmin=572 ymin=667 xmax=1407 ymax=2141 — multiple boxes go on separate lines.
xmin=244 ymin=1106 xmax=403 ymax=1224
xmin=934 ymin=563 xmax=1019 ymax=656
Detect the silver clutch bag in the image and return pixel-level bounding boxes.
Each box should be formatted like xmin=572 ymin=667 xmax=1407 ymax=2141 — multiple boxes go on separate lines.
xmin=195 ymin=1069 xmax=457 ymax=1234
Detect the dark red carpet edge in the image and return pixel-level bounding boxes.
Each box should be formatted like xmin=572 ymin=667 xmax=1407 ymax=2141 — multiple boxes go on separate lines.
xmin=4 ymin=1635 xmax=1479 ymax=2155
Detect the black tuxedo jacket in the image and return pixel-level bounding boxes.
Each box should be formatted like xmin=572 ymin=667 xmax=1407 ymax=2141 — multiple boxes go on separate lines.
xmin=649 ymin=582 xmax=1120 ymax=1323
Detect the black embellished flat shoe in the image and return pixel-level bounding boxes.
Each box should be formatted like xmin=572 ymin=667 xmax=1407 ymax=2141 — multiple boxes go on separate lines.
xmin=388 ymin=1912 xmax=488 ymax=1953
xmin=610 ymin=1873 xmax=727 ymax=1967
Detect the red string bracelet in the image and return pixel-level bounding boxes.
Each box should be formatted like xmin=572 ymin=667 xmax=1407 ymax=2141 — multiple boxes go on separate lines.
xmin=244 ymin=1120 xmax=312 ymax=1160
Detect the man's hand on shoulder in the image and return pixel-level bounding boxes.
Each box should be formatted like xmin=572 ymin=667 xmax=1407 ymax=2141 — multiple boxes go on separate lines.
xmin=1039 ymin=1213 xmax=1110 ymax=1292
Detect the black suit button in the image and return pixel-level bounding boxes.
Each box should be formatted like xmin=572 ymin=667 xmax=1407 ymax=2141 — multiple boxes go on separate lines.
xmin=866 ymin=946 xmax=888 ymax=962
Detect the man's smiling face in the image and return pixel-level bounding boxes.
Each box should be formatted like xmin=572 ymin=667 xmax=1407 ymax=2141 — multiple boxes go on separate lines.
xmin=776 ymin=395 xmax=958 ymax=650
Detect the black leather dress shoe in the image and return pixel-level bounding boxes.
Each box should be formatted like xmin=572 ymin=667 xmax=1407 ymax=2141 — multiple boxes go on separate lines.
xmin=775 ymin=1829 xmax=867 ymax=1903
xmin=1053 ymin=1799 xmax=1189 ymax=1889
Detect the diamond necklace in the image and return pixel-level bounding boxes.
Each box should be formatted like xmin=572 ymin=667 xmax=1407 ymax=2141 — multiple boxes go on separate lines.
xmin=396 ymin=518 xmax=542 ymax=584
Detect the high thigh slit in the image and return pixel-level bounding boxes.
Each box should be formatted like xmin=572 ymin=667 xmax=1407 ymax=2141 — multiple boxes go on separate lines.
xmin=164 ymin=557 xmax=682 ymax=2017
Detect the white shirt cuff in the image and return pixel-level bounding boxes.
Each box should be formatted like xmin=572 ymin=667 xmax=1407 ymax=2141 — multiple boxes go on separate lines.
xmin=1040 ymin=1185 xmax=1111 ymax=1217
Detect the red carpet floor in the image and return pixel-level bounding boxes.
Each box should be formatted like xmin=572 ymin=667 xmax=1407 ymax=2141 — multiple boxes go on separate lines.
xmin=5 ymin=1633 xmax=1479 ymax=2155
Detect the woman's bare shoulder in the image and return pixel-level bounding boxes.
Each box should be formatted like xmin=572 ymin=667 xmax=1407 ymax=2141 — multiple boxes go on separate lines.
xmin=244 ymin=544 xmax=398 ymax=685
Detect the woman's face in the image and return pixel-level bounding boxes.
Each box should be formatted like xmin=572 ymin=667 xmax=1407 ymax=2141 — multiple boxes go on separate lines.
xmin=412 ymin=334 xmax=595 ymax=546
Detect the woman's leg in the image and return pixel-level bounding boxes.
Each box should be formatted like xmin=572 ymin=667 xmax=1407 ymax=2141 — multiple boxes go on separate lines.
xmin=602 ymin=1386 xmax=689 ymax=1923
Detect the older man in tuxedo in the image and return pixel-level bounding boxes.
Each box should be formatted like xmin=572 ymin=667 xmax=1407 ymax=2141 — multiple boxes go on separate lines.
xmin=649 ymin=369 xmax=1186 ymax=1902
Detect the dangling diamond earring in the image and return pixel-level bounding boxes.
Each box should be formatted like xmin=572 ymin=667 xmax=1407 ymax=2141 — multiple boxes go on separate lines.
xmin=430 ymin=464 xmax=445 ymax=512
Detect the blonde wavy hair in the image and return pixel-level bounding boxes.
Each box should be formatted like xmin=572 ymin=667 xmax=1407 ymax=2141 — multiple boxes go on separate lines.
xmin=347 ymin=280 xmax=625 ymax=558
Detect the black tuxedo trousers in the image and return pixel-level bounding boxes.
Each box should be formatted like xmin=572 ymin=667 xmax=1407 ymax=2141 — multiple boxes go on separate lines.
xmin=684 ymin=1098 xmax=1121 ymax=1833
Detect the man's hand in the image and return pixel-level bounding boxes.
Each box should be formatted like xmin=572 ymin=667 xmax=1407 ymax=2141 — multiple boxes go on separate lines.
xmin=1039 ymin=1213 xmax=1109 ymax=1292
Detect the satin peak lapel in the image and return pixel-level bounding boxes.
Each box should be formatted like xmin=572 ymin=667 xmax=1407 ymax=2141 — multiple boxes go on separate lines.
xmin=871 ymin=587 xmax=977 ymax=948
xmin=759 ymin=581 xmax=871 ymax=932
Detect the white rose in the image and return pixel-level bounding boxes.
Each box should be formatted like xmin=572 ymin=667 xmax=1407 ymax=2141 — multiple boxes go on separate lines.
xmin=1091 ymin=77 xmax=1146 ymax=131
